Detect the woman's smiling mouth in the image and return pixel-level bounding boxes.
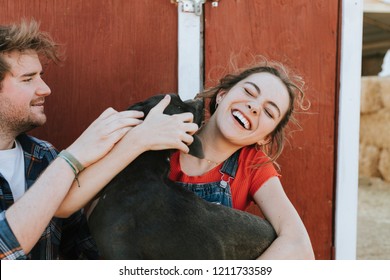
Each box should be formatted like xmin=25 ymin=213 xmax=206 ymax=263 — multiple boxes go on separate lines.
xmin=232 ymin=110 xmax=251 ymax=130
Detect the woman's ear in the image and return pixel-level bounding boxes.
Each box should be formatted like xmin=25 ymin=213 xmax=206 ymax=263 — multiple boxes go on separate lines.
xmin=216 ymin=91 xmax=227 ymax=104
xmin=257 ymin=136 xmax=271 ymax=146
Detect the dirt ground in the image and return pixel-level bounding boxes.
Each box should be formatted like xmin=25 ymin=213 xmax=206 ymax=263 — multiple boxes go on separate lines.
xmin=357 ymin=177 xmax=390 ymax=259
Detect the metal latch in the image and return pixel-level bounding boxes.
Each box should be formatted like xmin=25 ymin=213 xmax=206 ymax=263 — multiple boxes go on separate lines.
xmin=171 ymin=0 xmax=220 ymax=16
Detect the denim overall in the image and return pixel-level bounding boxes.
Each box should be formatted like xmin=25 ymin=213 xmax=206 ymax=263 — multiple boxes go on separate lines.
xmin=174 ymin=149 xmax=241 ymax=208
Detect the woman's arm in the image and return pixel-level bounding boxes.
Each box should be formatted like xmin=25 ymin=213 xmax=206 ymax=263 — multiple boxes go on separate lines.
xmin=253 ymin=177 xmax=315 ymax=260
xmin=55 ymin=95 xmax=199 ymax=217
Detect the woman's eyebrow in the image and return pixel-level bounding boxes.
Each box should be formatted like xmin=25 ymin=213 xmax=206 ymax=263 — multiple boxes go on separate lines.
xmin=244 ymin=81 xmax=261 ymax=94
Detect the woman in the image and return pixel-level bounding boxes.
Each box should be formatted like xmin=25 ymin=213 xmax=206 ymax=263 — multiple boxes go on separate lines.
xmin=169 ymin=59 xmax=315 ymax=259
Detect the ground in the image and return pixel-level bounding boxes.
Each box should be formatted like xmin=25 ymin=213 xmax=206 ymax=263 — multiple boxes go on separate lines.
xmin=357 ymin=177 xmax=390 ymax=259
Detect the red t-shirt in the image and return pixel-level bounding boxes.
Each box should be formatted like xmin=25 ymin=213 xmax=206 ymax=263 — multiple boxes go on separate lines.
xmin=169 ymin=146 xmax=280 ymax=210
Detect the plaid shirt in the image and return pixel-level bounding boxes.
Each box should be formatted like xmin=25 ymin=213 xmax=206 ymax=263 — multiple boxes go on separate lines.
xmin=0 ymin=134 xmax=99 ymax=260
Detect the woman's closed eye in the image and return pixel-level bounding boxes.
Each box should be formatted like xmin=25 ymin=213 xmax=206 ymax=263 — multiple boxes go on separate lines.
xmin=244 ymin=82 xmax=261 ymax=97
xmin=264 ymin=107 xmax=275 ymax=119
xmin=244 ymin=87 xmax=256 ymax=97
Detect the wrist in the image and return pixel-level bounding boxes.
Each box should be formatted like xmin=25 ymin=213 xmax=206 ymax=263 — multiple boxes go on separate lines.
xmin=126 ymin=126 xmax=151 ymax=154
xmin=57 ymin=150 xmax=85 ymax=187
xmin=58 ymin=150 xmax=85 ymax=173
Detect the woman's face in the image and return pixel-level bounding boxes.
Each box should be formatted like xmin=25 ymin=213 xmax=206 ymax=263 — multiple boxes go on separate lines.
xmin=212 ymin=72 xmax=290 ymax=147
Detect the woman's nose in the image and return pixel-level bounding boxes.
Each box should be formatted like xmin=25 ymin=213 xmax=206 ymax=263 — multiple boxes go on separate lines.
xmin=247 ymin=102 xmax=259 ymax=115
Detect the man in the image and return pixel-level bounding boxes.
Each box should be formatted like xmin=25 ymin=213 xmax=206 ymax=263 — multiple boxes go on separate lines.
xmin=0 ymin=20 xmax=198 ymax=259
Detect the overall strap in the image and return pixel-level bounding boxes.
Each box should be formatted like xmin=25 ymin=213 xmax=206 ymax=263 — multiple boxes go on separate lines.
xmin=219 ymin=149 xmax=241 ymax=188
xmin=220 ymin=149 xmax=241 ymax=178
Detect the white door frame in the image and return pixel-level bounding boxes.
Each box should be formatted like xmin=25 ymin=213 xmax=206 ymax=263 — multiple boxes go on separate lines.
xmin=334 ymin=0 xmax=363 ymax=260
xmin=177 ymin=1 xmax=204 ymax=100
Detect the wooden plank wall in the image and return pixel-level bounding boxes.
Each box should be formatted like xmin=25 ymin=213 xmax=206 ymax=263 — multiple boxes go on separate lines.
xmin=0 ymin=0 xmax=178 ymax=150
xmin=204 ymin=0 xmax=340 ymax=259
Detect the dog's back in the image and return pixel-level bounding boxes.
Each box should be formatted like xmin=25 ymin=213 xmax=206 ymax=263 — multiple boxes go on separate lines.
xmin=88 ymin=94 xmax=276 ymax=259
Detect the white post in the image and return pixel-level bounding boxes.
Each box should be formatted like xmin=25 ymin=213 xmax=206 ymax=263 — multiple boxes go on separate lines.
xmin=177 ymin=1 xmax=203 ymax=101
xmin=334 ymin=0 xmax=363 ymax=259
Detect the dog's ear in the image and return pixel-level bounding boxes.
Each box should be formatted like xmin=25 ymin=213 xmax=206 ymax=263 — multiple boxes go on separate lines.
xmin=188 ymin=135 xmax=204 ymax=159
xmin=127 ymin=94 xmax=166 ymax=116
xmin=184 ymin=98 xmax=204 ymax=127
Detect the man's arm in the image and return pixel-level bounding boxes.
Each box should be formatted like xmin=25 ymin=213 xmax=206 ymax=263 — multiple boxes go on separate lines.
xmin=4 ymin=158 xmax=76 ymax=254
xmin=2 ymin=107 xmax=144 ymax=256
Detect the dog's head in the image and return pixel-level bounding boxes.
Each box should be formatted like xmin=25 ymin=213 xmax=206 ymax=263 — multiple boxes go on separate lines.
xmin=128 ymin=94 xmax=204 ymax=158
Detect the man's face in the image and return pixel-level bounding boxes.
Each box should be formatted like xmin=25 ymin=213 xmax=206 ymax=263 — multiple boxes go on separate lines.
xmin=0 ymin=50 xmax=51 ymax=137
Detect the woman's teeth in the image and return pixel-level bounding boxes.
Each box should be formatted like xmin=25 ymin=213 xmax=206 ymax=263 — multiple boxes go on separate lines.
xmin=232 ymin=110 xmax=250 ymax=129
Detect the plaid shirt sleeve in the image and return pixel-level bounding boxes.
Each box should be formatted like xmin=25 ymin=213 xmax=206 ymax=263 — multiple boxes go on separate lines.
xmin=0 ymin=211 xmax=26 ymax=260
xmin=10 ymin=134 xmax=100 ymax=260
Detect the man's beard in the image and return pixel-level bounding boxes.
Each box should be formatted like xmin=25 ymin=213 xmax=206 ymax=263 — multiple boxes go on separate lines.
xmin=0 ymin=95 xmax=47 ymax=136
xmin=17 ymin=114 xmax=47 ymax=134
xmin=0 ymin=113 xmax=46 ymax=136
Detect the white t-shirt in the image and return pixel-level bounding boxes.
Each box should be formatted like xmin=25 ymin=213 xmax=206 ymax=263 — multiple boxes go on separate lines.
xmin=0 ymin=140 xmax=26 ymax=201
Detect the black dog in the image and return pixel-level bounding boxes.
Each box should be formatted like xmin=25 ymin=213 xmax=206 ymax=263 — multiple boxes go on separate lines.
xmin=88 ymin=94 xmax=277 ymax=259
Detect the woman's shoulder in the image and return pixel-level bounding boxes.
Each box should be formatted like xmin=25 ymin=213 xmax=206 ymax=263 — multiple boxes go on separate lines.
xmin=239 ymin=146 xmax=273 ymax=165
xmin=238 ymin=146 xmax=280 ymax=179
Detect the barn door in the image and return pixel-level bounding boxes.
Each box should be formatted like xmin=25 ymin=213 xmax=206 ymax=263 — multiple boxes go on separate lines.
xmin=203 ymin=0 xmax=340 ymax=259
xmin=0 ymin=0 xmax=178 ymax=150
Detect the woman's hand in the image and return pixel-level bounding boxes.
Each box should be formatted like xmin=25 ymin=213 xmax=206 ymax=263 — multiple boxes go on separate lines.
xmin=66 ymin=107 xmax=145 ymax=167
xmin=55 ymin=95 xmax=200 ymax=218
xmin=123 ymin=95 xmax=199 ymax=154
